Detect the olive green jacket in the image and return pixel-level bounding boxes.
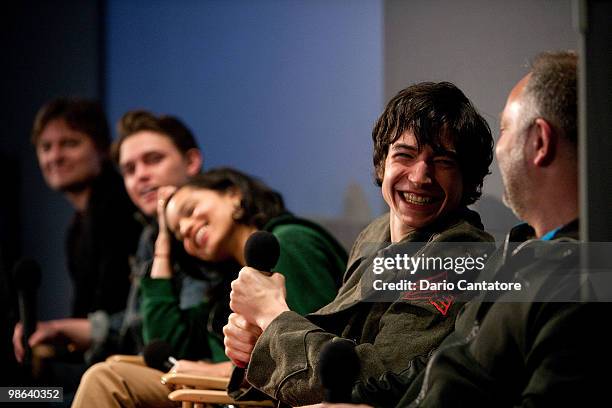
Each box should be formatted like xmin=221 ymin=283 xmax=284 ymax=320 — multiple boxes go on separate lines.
xmin=235 ymin=210 xmax=494 ymax=406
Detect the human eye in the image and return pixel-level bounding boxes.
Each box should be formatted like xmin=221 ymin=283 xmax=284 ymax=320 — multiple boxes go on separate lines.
xmin=120 ymin=163 xmax=135 ymax=176
xmin=39 ymin=142 xmax=52 ymax=152
xmin=144 ymin=152 xmax=164 ymax=164
xmin=393 ymin=150 xmax=416 ymax=160
xmin=182 ymin=205 xmax=195 ymax=217
xmin=171 ymin=220 xmax=183 ymax=240
xmin=434 ymin=156 xmax=457 ymax=168
xmin=172 ymin=206 xmax=193 ymax=240
xmin=62 ymin=138 xmax=81 ymax=148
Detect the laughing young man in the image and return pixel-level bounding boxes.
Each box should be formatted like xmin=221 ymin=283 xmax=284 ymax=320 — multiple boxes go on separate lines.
xmin=224 ymin=82 xmax=496 ymax=406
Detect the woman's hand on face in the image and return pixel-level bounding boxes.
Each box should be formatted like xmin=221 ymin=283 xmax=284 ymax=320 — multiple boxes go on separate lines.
xmin=156 ymin=185 xmax=178 ymax=239
xmin=151 ymin=185 xmax=178 ymax=279
xmin=229 ymin=267 xmax=289 ymax=331
xmin=223 ymin=313 xmax=263 ymax=368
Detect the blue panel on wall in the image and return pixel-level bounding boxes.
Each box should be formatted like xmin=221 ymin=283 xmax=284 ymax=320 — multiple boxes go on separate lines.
xmin=107 ymin=0 xmax=383 ymax=219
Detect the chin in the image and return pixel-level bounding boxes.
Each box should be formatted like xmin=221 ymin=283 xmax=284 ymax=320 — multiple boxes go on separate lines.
xmin=401 ymin=210 xmax=439 ymax=227
xmin=141 ymin=205 xmax=156 ymax=217
xmin=197 ymin=253 xmax=214 ymax=262
xmin=183 ymin=242 xmax=198 ymax=258
xmin=142 ymin=210 xmax=156 ymax=219
xmin=187 ymin=245 xmax=214 ymax=262
xmin=406 ymin=219 xmax=433 ymax=230
xmin=55 ymin=177 xmax=94 ymax=193
xmin=47 ymin=178 xmax=70 ymax=190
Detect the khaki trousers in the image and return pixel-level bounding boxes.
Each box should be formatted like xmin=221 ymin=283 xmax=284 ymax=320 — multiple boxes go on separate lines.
xmin=71 ymin=361 xmax=177 ymax=408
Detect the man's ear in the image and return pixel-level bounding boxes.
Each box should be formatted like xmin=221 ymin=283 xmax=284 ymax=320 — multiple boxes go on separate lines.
xmin=531 ymin=118 xmax=557 ymax=167
xmin=185 ymin=148 xmax=203 ymax=176
xmin=375 ymin=162 xmax=385 ymax=186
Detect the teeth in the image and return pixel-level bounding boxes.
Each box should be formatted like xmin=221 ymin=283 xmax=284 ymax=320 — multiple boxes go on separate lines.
xmin=141 ymin=186 xmax=157 ymax=195
xmin=402 ymin=192 xmax=433 ymax=205
xmin=195 ymin=227 xmax=206 ymax=247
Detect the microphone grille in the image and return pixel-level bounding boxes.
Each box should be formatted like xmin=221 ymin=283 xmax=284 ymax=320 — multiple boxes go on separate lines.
xmin=244 ymin=231 xmax=280 ymax=271
xmin=12 ymin=258 xmax=42 ymax=290
xmin=318 ymin=338 xmax=360 ymax=390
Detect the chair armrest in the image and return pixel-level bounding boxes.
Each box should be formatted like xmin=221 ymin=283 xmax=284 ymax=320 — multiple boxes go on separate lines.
xmin=105 ymin=354 xmax=145 ymax=365
xmin=31 ymin=344 xmax=57 ymax=379
xmin=32 ymin=344 xmax=56 ymax=359
xmin=160 ymin=372 xmax=229 ymax=389
xmin=168 ymin=389 xmax=273 ymax=406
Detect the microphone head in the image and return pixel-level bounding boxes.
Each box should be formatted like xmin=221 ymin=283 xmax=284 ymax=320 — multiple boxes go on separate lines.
xmin=244 ymin=231 xmax=280 ymax=271
xmin=318 ymin=338 xmax=360 ymax=403
xmin=143 ymin=339 xmax=173 ymax=371
xmin=12 ymin=258 xmax=42 ymax=291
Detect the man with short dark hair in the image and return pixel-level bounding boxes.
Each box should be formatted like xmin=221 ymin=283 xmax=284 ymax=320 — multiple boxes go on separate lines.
xmin=107 ymin=109 xmax=207 ymax=359
xmin=17 ymin=108 xmax=210 ymax=364
xmin=224 ymin=81 xmax=495 ymax=407
xmin=13 ymin=97 xmax=142 ymax=383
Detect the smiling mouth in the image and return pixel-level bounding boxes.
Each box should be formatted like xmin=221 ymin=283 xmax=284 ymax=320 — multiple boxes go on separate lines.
xmin=194 ymin=226 xmax=207 ymax=248
xmin=400 ymin=191 xmax=437 ymax=206
xmin=140 ymin=186 xmax=158 ymax=198
xmin=49 ymin=164 xmax=73 ymax=173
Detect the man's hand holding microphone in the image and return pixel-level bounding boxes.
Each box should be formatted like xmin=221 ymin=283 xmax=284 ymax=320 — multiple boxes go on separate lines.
xmin=223 ymin=231 xmax=290 ymax=368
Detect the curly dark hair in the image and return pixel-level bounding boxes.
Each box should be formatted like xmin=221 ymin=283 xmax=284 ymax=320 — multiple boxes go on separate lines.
xmin=182 ymin=167 xmax=286 ymax=229
xmin=372 ymin=82 xmax=494 ymax=206
xmin=112 ymin=110 xmax=200 ymax=164
xmin=31 ymin=97 xmax=110 ymax=152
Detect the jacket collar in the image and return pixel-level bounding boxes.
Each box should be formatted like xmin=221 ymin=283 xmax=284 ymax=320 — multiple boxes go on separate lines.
xmin=499 ymin=219 xmax=579 ymax=269
xmin=397 ymin=207 xmax=485 ymax=245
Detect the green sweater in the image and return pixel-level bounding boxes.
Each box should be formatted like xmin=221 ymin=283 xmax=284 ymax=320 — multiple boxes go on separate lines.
xmin=140 ymin=214 xmax=347 ymax=362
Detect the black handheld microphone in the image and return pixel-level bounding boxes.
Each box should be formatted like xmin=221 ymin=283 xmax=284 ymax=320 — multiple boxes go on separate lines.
xmin=244 ymin=231 xmax=280 ymax=273
xmin=318 ymin=339 xmax=361 ymax=403
xmin=13 ymin=258 xmax=42 ymax=366
xmin=230 ymin=231 xmax=280 ymax=375
xmin=143 ymin=339 xmax=178 ymax=372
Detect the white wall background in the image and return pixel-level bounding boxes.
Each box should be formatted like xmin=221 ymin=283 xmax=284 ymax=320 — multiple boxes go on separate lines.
xmin=384 ymin=0 xmax=578 ymax=236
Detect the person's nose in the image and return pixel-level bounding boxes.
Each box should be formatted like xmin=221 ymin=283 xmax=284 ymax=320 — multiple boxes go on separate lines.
xmin=133 ymin=163 xmax=151 ymax=182
xmin=408 ymin=159 xmax=433 ymax=187
xmin=179 ymin=218 xmax=195 ymax=241
xmin=495 ymin=138 xmax=505 ymax=162
xmin=46 ymin=144 xmax=64 ymax=165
